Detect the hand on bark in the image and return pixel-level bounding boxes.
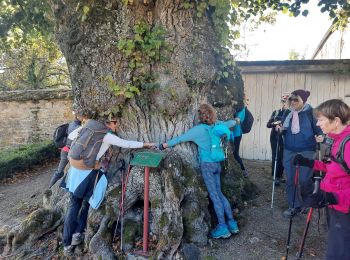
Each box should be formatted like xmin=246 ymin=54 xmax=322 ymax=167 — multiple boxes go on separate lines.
xmin=293 ymin=154 xmax=315 ymax=168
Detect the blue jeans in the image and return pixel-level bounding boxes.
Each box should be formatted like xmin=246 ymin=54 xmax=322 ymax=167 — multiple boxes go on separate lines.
xmin=200 ymin=162 xmax=233 ymax=225
xmin=63 ymin=194 xmax=90 ymax=246
xmin=283 ymin=149 xmax=315 ymax=209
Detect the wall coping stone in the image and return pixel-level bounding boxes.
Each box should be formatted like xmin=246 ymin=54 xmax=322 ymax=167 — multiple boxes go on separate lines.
xmin=0 ymin=88 xmax=73 ymax=102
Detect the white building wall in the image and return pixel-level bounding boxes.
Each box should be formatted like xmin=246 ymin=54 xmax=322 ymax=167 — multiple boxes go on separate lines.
xmin=238 ymin=61 xmax=350 ymax=160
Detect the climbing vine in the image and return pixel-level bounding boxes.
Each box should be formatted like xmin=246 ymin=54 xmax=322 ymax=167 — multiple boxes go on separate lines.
xmin=114 ymin=20 xmax=173 ymax=98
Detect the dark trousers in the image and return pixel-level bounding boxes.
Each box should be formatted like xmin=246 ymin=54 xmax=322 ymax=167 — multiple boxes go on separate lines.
xmin=63 ymin=194 xmax=90 ymax=246
xmin=232 ymin=135 xmax=245 ymax=170
xmin=270 ymin=134 xmax=284 ymax=178
xmin=326 ymin=208 xmax=350 ymax=260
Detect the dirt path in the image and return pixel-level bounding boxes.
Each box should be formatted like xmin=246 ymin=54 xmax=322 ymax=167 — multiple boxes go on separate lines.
xmin=0 ymin=159 xmax=327 ymax=259
xmin=0 ymin=159 xmax=58 ymax=228
xmin=201 ymin=160 xmax=327 ymax=260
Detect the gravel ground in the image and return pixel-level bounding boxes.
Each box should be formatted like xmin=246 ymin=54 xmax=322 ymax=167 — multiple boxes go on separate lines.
xmin=0 ymin=159 xmax=58 ymax=228
xmin=0 ymin=159 xmax=327 ymax=259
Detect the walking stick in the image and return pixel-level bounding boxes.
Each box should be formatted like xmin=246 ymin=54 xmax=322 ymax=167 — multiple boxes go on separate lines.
xmin=283 ymin=164 xmax=300 ymax=260
xmin=296 ymin=143 xmax=322 ymax=259
xmin=271 ymin=132 xmax=280 ymax=208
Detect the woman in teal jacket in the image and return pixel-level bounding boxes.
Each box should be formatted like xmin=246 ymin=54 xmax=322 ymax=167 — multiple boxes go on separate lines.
xmin=232 ymin=102 xmax=248 ymax=177
xmin=161 ymin=104 xmax=240 ymax=239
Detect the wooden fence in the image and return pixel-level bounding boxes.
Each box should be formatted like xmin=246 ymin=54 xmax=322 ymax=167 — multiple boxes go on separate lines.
xmin=237 ymin=59 xmax=350 ymax=160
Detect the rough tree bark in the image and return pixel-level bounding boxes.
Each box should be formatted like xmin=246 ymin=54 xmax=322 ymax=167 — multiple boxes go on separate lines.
xmin=1 ymin=1 xmax=253 ymax=259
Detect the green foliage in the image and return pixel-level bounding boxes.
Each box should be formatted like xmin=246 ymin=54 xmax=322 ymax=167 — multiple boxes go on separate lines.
xmin=116 ymin=20 xmax=173 ymax=97
xmin=0 ymin=140 xmax=59 ymax=180
xmin=0 ymin=0 xmax=54 ymax=48
xmin=105 ymin=75 xmax=140 ymax=99
xmin=117 ymin=20 xmax=172 ymax=68
xmin=0 ymin=33 xmax=70 ymax=90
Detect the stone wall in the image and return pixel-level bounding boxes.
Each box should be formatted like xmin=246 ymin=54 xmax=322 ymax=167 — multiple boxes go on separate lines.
xmin=0 ymin=89 xmax=74 ymax=150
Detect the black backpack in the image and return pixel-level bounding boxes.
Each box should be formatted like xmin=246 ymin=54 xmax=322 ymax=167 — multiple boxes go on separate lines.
xmin=241 ymin=107 xmax=254 ymax=134
xmin=332 ymin=135 xmax=350 ymax=174
xmin=53 ymin=123 xmax=69 ymax=148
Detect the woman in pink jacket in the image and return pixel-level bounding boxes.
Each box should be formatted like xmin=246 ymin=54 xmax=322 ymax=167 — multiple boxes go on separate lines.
xmin=294 ymin=99 xmax=350 ymax=260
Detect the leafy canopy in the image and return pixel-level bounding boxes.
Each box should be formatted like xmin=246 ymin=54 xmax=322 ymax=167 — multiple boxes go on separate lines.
xmin=1 ymin=0 xmax=349 ymax=49
xmin=0 ymin=0 xmax=69 ymax=90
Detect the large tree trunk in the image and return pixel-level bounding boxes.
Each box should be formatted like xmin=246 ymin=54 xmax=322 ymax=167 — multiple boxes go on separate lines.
xmin=1 ymin=1 xmax=252 ymax=259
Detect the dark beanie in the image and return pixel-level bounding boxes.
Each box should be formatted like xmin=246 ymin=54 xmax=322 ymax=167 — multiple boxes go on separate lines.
xmin=291 ymin=89 xmax=310 ymax=103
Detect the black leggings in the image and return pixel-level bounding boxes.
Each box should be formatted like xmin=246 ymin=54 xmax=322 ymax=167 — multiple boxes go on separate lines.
xmin=232 ymin=135 xmax=245 ymax=170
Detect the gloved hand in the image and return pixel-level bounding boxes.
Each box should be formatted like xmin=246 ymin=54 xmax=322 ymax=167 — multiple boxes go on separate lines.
xmin=293 ymin=154 xmax=315 ymax=168
xmin=303 ymin=190 xmax=337 ymax=208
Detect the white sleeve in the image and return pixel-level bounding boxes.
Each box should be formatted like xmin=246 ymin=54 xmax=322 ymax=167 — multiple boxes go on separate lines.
xmin=95 ymin=133 xmax=144 ymax=160
xmin=68 ymin=126 xmax=82 ymax=140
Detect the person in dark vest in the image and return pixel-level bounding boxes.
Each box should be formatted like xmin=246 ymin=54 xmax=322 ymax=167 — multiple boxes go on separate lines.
xmin=266 ymin=93 xmax=290 ymax=186
xmin=276 ymin=89 xmax=323 ymax=218
xmin=62 ymin=115 xmax=155 ymax=257
xmin=49 ymin=111 xmax=87 ymax=188
xmin=293 ymin=99 xmax=350 ymax=260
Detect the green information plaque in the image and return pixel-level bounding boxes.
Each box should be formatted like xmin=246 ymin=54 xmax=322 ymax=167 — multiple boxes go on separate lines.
xmin=130 ymin=151 xmax=165 ymax=167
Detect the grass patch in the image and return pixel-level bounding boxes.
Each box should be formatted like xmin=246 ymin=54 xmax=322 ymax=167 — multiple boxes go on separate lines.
xmin=0 ymin=140 xmax=59 ymax=179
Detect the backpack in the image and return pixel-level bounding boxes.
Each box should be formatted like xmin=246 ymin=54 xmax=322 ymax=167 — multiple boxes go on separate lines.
xmin=332 ymin=135 xmax=350 ymax=174
xmin=206 ymin=123 xmax=231 ymax=162
xmin=241 ymin=107 xmax=254 ymax=134
xmin=53 ymin=123 xmax=69 ymax=148
xmin=69 ymin=119 xmax=109 ymax=169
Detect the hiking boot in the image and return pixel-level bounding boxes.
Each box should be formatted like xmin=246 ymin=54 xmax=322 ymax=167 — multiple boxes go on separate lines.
xmin=243 ymin=170 xmax=249 ymax=178
xmin=227 ymin=220 xmax=239 ymax=234
xmin=63 ymin=245 xmax=74 ymax=257
xmin=71 ymin=232 xmax=83 ymax=246
xmin=282 ymin=207 xmax=301 ymax=218
xmin=211 ymin=224 xmax=231 ymax=239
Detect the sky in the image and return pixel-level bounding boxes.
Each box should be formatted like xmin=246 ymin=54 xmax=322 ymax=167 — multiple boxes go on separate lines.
xmin=240 ymin=1 xmax=333 ymax=61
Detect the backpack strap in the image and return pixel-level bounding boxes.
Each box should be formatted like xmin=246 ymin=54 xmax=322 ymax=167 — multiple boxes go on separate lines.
xmin=334 ymin=135 xmax=350 ymax=174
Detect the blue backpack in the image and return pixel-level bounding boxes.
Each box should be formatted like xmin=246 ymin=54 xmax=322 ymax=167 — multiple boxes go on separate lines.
xmin=206 ymin=123 xmax=231 ymax=162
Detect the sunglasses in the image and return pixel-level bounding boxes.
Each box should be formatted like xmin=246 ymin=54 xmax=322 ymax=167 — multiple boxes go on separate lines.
xmin=109 ymin=120 xmax=118 ymax=124
xmin=288 ymin=97 xmax=299 ymax=102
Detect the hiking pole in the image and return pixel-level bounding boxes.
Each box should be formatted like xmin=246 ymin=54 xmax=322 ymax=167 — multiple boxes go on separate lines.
xmin=271 ymin=132 xmax=280 ymax=209
xmin=297 ymin=143 xmax=322 ymax=259
xmin=283 ymin=164 xmax=300 ymax=260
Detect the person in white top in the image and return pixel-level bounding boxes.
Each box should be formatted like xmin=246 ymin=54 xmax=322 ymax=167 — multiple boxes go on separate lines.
xmin=63 ymin=117 xmax=154 ymax=257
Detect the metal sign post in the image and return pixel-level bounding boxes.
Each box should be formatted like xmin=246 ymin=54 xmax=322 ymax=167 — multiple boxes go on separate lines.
xmin=130 ymin=151 xmax=164 ymax=256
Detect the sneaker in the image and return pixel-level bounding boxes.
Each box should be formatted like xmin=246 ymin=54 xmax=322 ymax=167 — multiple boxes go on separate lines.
xmin=71 ymin=232 xmax=83 ymax=246
xmin=243 ymin=170 xmax=248 ymax=178
xmin=63 ymin=245 xmax=74 ymax=257
xmin=282 ymin=207 xmax=301 ymax=218
xmin=227 ymin=220 xmax=239 ymax=234
xmin=211 ymin=224 xmax=231 ymax=239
